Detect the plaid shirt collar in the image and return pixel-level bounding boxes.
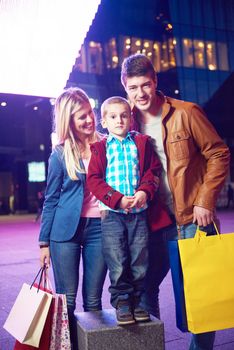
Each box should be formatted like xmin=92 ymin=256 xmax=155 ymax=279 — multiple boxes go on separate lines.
xmin=107 ymin=131 xmax=134 ymax=144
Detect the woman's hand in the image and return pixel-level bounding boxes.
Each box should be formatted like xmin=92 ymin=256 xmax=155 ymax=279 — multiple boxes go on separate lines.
xmin=40 ymin=247 xmax=50 ymax=268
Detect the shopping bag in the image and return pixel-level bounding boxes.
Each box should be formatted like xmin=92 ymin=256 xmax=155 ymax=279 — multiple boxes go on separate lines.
xmin=3 ymin=267 xmax=53 ymax=347
xmin=168 ymin=240 xmax=188 ymax=332
xmin=49 ymin=293 xmax=71 ymax=350
xmin=13 ymin=300 xmax=53 ymax=350
xmin=178 ymin=225 xmax=234 ymax=334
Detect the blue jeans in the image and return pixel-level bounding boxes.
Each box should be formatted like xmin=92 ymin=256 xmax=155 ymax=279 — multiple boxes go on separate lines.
xmin=142 ymin=221 xmax=177 ymax=318
xmin=101 ymin=210 xmax=149 ymax=308
xmin=50 ymin=217 xmax=107 ymax=350
xmin=143 ymin=221 xmax=216 ymax=350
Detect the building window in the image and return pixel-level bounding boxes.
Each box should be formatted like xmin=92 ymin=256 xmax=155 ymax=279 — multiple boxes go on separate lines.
xmin=105 ymin=38 xmax=118 ymax=69
xmin=179 ymin=38 xmax=228 ymax=71
xmin=152 ymin=42 xmax=161 ymax=72
xmin=87 ymin=41 xmax=103 ymax=74
xmin=206 ymin=42 xmax=217 ymax=70
xmin=194 ymin=40 xmax=206 ymax=68
xmin=217 ymin=42 xmax=229 ymax=71
xmin=182 ymin=39 xmax=194 ymax=67
xmin=168 ymin=38 xmax=176 ymax=68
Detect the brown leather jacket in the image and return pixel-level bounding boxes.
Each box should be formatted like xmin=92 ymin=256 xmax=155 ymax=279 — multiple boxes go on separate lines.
xmin=132 ymin=91 xmax=230 ymax=225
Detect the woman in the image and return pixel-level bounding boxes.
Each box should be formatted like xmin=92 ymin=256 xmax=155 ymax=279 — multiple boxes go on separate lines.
xmin=39 ymin=87 xmax=107 ymax=349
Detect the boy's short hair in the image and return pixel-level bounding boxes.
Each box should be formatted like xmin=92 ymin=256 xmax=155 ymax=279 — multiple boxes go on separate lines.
xmin=101 ymin=96 xmax=131 ymax=120
xmin=121 ymin=54 xmax=156 ymax=87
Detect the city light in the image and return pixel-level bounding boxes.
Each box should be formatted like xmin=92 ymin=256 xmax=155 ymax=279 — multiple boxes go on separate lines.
xmin=0 ymin=0 xmax=101 ymax=98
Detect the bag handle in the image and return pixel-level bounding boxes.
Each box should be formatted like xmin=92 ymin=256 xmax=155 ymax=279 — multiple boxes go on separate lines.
xmin=42 ymin=267 xmax=54 ymax=292
xmin=30 ymin=264 xmax=47 ymax=292
xmin=195 ymin=220 xmax=221 ymax=241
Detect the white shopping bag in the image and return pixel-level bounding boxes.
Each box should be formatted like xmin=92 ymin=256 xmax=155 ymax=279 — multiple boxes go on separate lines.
xmin=3 ymin=283 xmax=53 ymax=347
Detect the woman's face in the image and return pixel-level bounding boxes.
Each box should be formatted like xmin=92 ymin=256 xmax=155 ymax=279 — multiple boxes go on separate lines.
xmin=71 ymin=102 xmax=95 ymax=138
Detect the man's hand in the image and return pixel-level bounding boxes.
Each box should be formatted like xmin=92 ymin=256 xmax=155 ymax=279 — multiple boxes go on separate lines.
xmin=193 ymin=206 xmax=214 ymax=227
xmin=119 ymin=196 xmax=135 ymax=213
xmin=130 ymin=191 xmax=147 ymax=209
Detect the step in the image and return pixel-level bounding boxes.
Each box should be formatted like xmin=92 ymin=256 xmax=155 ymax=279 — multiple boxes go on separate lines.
xmin=75 ymin=308 xmax=164 ymax=350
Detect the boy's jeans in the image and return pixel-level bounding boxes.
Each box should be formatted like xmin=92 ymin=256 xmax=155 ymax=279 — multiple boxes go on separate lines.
xmin=101 ymin=210 xmax=149 ymax=308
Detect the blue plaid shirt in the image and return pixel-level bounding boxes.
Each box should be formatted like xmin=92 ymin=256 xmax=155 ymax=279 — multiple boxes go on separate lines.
xmin=100 ymin=132 xmax=147 ymax=214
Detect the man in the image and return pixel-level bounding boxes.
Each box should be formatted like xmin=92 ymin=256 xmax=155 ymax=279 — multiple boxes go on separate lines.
xmin=120 ymin=53 xmax=230 ymax=350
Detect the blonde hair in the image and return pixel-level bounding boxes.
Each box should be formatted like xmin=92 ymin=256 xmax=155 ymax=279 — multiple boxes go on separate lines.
xmin=101 ymin=96 xmax=131 ymax=121
xmin=54 ymin=87 xmax=98 ymax=180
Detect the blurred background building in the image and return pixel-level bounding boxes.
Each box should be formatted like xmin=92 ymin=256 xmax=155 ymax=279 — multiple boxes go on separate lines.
xmin=0 ymin=0 xmax=233 ymax=213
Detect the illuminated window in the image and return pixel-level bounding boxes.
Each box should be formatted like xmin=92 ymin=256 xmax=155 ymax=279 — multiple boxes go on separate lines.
xmin=217 ymin=42 xmax=229 ymax=71
xmin=161 ymin=41 xmax=169 ymax=71
xmin=105 ymin=38 xmax=118 ymax=69
xmin=74 ymin=45 xmax=86 ymax=72
xmin=135 ymin=39 xmax=142 ymax=47
xmin=194 ymin=40 xmax=205 ymax=68
xmin=182 ymin=39 xmax=194 ymax=67
xmin=122 ymin=36 xmax=131 ymax=59
xmin=206 ymin=42 xmax=217 ymax=70
xmin=152 ymin=42 xmax=161 ymax=72
xmin=168 ymin=38 xmax=176 ymax=68
xmin=88 ymin=41 xmax=103 ymax=74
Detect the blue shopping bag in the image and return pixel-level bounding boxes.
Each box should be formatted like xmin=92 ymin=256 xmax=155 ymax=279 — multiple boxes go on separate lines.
xmin=168 ymin=240 xmax=188 ymax=332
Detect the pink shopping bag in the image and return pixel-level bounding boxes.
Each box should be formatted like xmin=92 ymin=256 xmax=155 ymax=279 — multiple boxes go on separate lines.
xmin=49 ymin=292 xmax=71 ymax=350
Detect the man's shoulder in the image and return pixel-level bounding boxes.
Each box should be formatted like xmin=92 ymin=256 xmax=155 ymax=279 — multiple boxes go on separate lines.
xmin=165 ymin=95 xmax=197 ymax=111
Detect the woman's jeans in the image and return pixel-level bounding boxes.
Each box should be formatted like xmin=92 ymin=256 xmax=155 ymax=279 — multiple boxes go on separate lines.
xmin=50 ymin=217 xmax=107 ymax=349
xmin=101 ymin=210 xmax=149 ymax=308
xmin=143 ymin=221 xmax=216 ymax=350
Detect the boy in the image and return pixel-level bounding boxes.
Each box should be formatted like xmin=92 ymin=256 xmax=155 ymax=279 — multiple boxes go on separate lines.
xmin=87 ymin=96 xmax=161 ymax=325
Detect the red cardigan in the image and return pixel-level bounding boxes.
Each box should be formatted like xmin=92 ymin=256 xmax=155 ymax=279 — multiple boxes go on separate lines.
xmin=87 ymin=132 xmax=172 ymax=232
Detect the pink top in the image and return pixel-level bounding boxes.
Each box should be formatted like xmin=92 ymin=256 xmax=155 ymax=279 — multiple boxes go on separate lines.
xmin=81 ymin=158 xmax=100 ymax=218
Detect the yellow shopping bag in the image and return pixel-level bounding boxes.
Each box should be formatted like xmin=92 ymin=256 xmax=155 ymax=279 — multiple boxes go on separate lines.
xmin=178 ymin=223 xmax=234 ymax=334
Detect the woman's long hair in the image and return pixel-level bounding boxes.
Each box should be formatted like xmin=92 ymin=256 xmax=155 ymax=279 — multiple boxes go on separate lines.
xmin=53 ymin=87 xmax=98 ymax=180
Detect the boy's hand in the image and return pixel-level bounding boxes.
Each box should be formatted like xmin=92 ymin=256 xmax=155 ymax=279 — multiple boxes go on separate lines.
xmin=130 ymin=191 xmax=147 ymax=209
xmin=119 ymin=196 xmax=135 ymax=213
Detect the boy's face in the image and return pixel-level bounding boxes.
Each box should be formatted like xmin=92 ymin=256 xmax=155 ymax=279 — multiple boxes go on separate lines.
xmin=102 ymin=103 xmax=131 ymax=141
xmin=124 ymin=73 xmax=157 ymax=112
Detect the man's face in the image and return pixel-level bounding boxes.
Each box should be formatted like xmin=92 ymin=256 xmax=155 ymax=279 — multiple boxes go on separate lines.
xmin=124 ymin=74 xmax=157 ymax=112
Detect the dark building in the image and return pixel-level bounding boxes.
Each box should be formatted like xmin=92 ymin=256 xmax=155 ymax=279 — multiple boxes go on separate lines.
xmin=0 ymin=0 xmax=233 ymax=212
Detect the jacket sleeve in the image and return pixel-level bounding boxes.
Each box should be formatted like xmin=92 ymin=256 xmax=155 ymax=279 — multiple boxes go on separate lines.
xmin=87 ymin=143 xmax=124 ymax=210
xmin=39 ymin=149 xmax=64 ymax=244
xmin=190 ymin=105 xmax=230 ymax=209
xmin=136 ymin=138 xmax=161 ymax=201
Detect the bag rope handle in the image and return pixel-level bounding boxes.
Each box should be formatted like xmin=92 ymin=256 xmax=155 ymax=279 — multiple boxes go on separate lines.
xmin=30 ymin=264 xmax=47 ymax=292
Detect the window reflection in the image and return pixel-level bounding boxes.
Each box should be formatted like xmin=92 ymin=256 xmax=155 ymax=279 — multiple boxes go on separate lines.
xmin=217 ymin=42 xmax=229 ymax=71
xmin=206 ymin=42 xmax=217 ymax=70
xmin=105 ymin=38 xmax=118 ymax=69
xmin=182 ymin=39 xmax=194 ymax=67
xmin=74 ymin=37 xmax=228 ymax=74
xmin=88 ymin=41 xmax=103 ymax=74
xmin=194 ymin=40 xmax=206 ymax=68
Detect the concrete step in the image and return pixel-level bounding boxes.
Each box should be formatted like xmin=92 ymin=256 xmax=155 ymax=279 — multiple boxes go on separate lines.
xmin=75 ymin=309 xmax=164 ymax=350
